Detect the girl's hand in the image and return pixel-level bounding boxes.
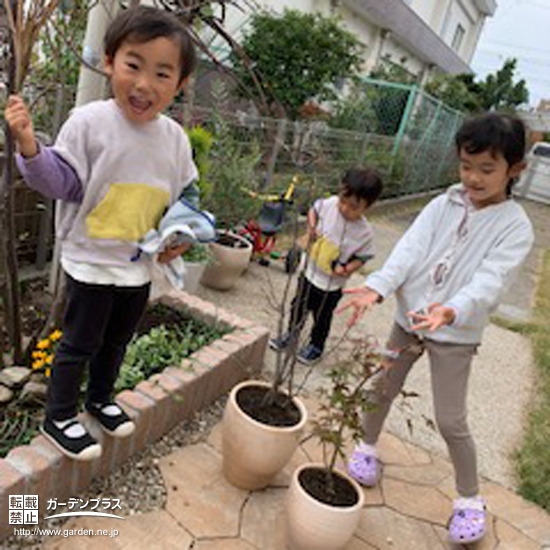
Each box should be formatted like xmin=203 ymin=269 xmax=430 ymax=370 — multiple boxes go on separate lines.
xmin=407 ymin=303 xmax=456 ymax=332
xmin=335 ymin=286 xmax=381 ymax=327
xmin=157 ymin=243 xmax=191 ymax=264
xmin=4 ymin=95 xmax=37 ymax=158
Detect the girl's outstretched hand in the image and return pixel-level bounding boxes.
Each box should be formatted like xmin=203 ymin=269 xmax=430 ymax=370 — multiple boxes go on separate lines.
xmin=407 ymin=303 xmax=456 ymax=332
xmin=4 ymin=95 xmax=37 ymax=158
xmin=335 ymin=286 xmax=381 ymax=327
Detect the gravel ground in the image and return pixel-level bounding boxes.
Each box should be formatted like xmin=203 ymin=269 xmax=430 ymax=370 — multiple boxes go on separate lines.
xmin=1 ymin=401 xmax=226 ymax=550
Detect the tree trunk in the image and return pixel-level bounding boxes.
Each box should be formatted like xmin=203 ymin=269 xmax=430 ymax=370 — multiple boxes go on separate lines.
xmin=0 ymin=35 xmax=23 ymax=363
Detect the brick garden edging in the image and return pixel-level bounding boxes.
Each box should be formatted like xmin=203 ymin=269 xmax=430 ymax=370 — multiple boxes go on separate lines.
xmin=0 ymin=290 xmax=269 ymax=541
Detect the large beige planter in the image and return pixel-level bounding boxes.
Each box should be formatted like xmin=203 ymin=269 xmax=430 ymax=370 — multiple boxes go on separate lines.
xmin=200 ymin=230 xmax=252 ymax=290
xmin=222 ymin=380 xmax=308 ymax=490
xmin=286 ymin=463 xmax=365 ymax=550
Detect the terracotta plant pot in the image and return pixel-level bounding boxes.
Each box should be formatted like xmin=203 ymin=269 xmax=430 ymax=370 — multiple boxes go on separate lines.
xmin=222 ymin=380 xmax=308 ymax=490
xmin=286 ymin=463 xmax=365 ymax=550
xmin=200 ymin=230 xmax=253 ymax=291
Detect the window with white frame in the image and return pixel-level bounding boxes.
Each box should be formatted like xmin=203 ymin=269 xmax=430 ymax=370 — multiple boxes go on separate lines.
xmin=451 ymin=24 xmax=465 ymax=52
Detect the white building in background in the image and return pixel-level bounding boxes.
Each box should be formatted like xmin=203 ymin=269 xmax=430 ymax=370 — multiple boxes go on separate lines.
xmin=223 ymin=0 xmax=497 ymax=82
xmin=75 ymin=0 xmax=498 ymax=104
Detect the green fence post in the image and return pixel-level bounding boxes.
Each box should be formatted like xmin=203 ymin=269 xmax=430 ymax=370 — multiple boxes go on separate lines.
xmin=392 ymin=84 xmax=418 ymax=157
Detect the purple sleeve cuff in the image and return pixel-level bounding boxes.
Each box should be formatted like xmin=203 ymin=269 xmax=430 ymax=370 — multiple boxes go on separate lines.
xmin=16 ymin=146 xmax=83 ymax=202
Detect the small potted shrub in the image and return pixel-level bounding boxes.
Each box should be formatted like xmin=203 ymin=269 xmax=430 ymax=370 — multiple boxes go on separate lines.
xmin=285 ymin=337 xmax=391 ymax=550
xmin=199 ymin=84 xmax=260 ymax=291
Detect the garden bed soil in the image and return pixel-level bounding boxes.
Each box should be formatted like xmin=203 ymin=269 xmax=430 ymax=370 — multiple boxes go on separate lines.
xmin=0 ymin=277 xmax=53 ymax=360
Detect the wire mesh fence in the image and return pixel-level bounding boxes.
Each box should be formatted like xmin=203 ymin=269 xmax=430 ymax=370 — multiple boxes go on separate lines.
xmin=189 ymin=77 xmax=464 ymax=205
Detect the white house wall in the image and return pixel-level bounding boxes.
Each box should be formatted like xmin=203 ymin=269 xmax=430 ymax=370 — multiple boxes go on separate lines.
xmin=205 ymin=0 xmax=494 ymax=78
xmin=385 ymin=0 xmax=487 ymax=65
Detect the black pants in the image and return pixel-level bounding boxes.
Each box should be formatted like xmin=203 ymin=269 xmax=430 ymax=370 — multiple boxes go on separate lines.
xmin=46 ymin=274 xmax=150 ymax=421
xmin=288 ymin=276 xmax=342 ymax=352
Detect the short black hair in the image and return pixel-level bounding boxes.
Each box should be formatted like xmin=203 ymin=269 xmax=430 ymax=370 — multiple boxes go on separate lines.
xmin=340 ymin=168 xmax=383 ymax=206
xmin=104 ymin=6 xmax=196 ymax=84
xmin=455 ymin=112 xmax=526 ymax=168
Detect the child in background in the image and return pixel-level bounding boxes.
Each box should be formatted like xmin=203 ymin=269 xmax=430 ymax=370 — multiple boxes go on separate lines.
xmin=4 ymin=6 xmax=199 ymax=460
xmin=270 ymin=168 xmax=383 ymax=364
xmin=337 ymin=112 xmax=534 ymax=544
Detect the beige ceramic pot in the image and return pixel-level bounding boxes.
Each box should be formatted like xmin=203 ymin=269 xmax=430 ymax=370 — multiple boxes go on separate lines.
xmin=200 ymin=230 xmax=252 ymax=290
xmin=222 ymin=380 xmax=308 ymax=490
xmin=286 ymin=463 xmax=365 ymax=550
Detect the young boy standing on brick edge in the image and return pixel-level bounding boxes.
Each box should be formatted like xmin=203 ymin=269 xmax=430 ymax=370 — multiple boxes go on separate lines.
xmin=336 ymin=113 xmax=534 ymax=545
xmin=269 ymin=168 xmax=383 ymax=364
xmin=4 ymin=6 xmax=199 ymax=461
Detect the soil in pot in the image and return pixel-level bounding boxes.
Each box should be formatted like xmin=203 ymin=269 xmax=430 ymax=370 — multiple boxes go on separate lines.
xmin=299 ymin=467 xmax=360 ymax=507
xmin=217 ymin=232 xmax=250 ymax=248
xmin=236 ymin=384 xmax=301 ymax=427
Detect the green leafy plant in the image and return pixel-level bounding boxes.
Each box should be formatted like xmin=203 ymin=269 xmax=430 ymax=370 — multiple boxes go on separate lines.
xmin=0 ymin=405 xmax=41 ymax=458
xmin=230 ymin=9 xmax=364 ymax=119
xmin=181 ymin=243 xmax=213 ymax=264
xmin=310 ymin=337 xmax=386 ymax=495
xmin=308 ymin=336 xmax=421 ymax=501
xmin=202 ymin=83 xmax=261 ymax=230
xmin=425 ymin=59 xmax=529 ymax=113
xmin=514 ymin=250 xmax=550 ymax=511
xmin=188 ymin=125 xmax=214 ymax=201
xmin=116 ymin=315 xmax=228 ymax=392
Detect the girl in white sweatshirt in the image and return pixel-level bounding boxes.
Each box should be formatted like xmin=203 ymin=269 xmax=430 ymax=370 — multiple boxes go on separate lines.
xmin=337 ymin=112 xmax=534 ymax=545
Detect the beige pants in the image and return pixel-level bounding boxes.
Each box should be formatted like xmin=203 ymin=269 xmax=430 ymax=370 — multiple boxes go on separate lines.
xmin=363 ymin=322 xmax=479 ymax=497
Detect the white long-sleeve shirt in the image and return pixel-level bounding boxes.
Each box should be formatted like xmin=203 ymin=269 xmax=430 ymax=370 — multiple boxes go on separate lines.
xmin=365 ymin=184 xmax=534 ymax=344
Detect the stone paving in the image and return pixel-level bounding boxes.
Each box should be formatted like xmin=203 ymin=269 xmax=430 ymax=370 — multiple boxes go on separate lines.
xmin=42 ymin=394 xmax=550 ymax=549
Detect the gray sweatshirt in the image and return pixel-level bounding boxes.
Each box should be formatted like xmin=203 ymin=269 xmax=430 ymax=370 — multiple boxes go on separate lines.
xmin=365 ymin=184 xmax=534 ymax=344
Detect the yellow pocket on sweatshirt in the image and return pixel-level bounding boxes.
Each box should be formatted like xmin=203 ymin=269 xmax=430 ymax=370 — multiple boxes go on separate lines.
xmin=310 ymin=236 xmax=340 ymax=274
xmin=86 ymin=183 xmax=170 ymax=241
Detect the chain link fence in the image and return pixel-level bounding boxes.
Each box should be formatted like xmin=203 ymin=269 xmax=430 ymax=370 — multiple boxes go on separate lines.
xmin=189 ymin=77 xmax=464 ymax=205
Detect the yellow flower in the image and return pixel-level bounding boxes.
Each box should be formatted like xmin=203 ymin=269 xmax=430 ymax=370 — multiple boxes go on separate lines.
xmin=36 ymin=339 xmax=51 ymax=350
xmin=45 ymin=355 xmax=54 ymax=365
xmin=32 ymin=359 xmax=45 ymax=369
xmin=32 ymin=350 xmax=46 ymax=359
xmin=45 ymin=367 xmax=51 ymax=378
xmin=49 ymin=330 xmax=62 ymax=342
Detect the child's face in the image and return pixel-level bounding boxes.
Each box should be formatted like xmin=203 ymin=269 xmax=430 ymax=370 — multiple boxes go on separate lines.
xmin=104 ymin=36 xmax=183 ymax=124
xmin=458 ymin=148 xmax=525 ymax=209
xmin=338 ymin=192 xmax=369 ymax=221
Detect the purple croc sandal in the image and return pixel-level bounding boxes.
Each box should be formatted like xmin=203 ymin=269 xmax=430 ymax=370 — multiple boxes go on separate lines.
xmin=448 ymin=497 xmax=487 ymax=544
xmin=347 ymin=444 xmax=379 ymax=487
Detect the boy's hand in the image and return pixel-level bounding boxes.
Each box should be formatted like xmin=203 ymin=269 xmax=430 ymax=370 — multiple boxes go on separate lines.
xmin=335 ymin=286 xmax=381 ymax=327
xmin=4 ymin=95 xmax=37 ymax=158
xmin=332 ymin=263 xmax=347 ymax=277
xmin=407 ymin=303 xmax=455 ymax=332
xmin=306 ymin=226 xmax=320 ymax=245
xmin=157 ymin=243 xmax=191 ymax=264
